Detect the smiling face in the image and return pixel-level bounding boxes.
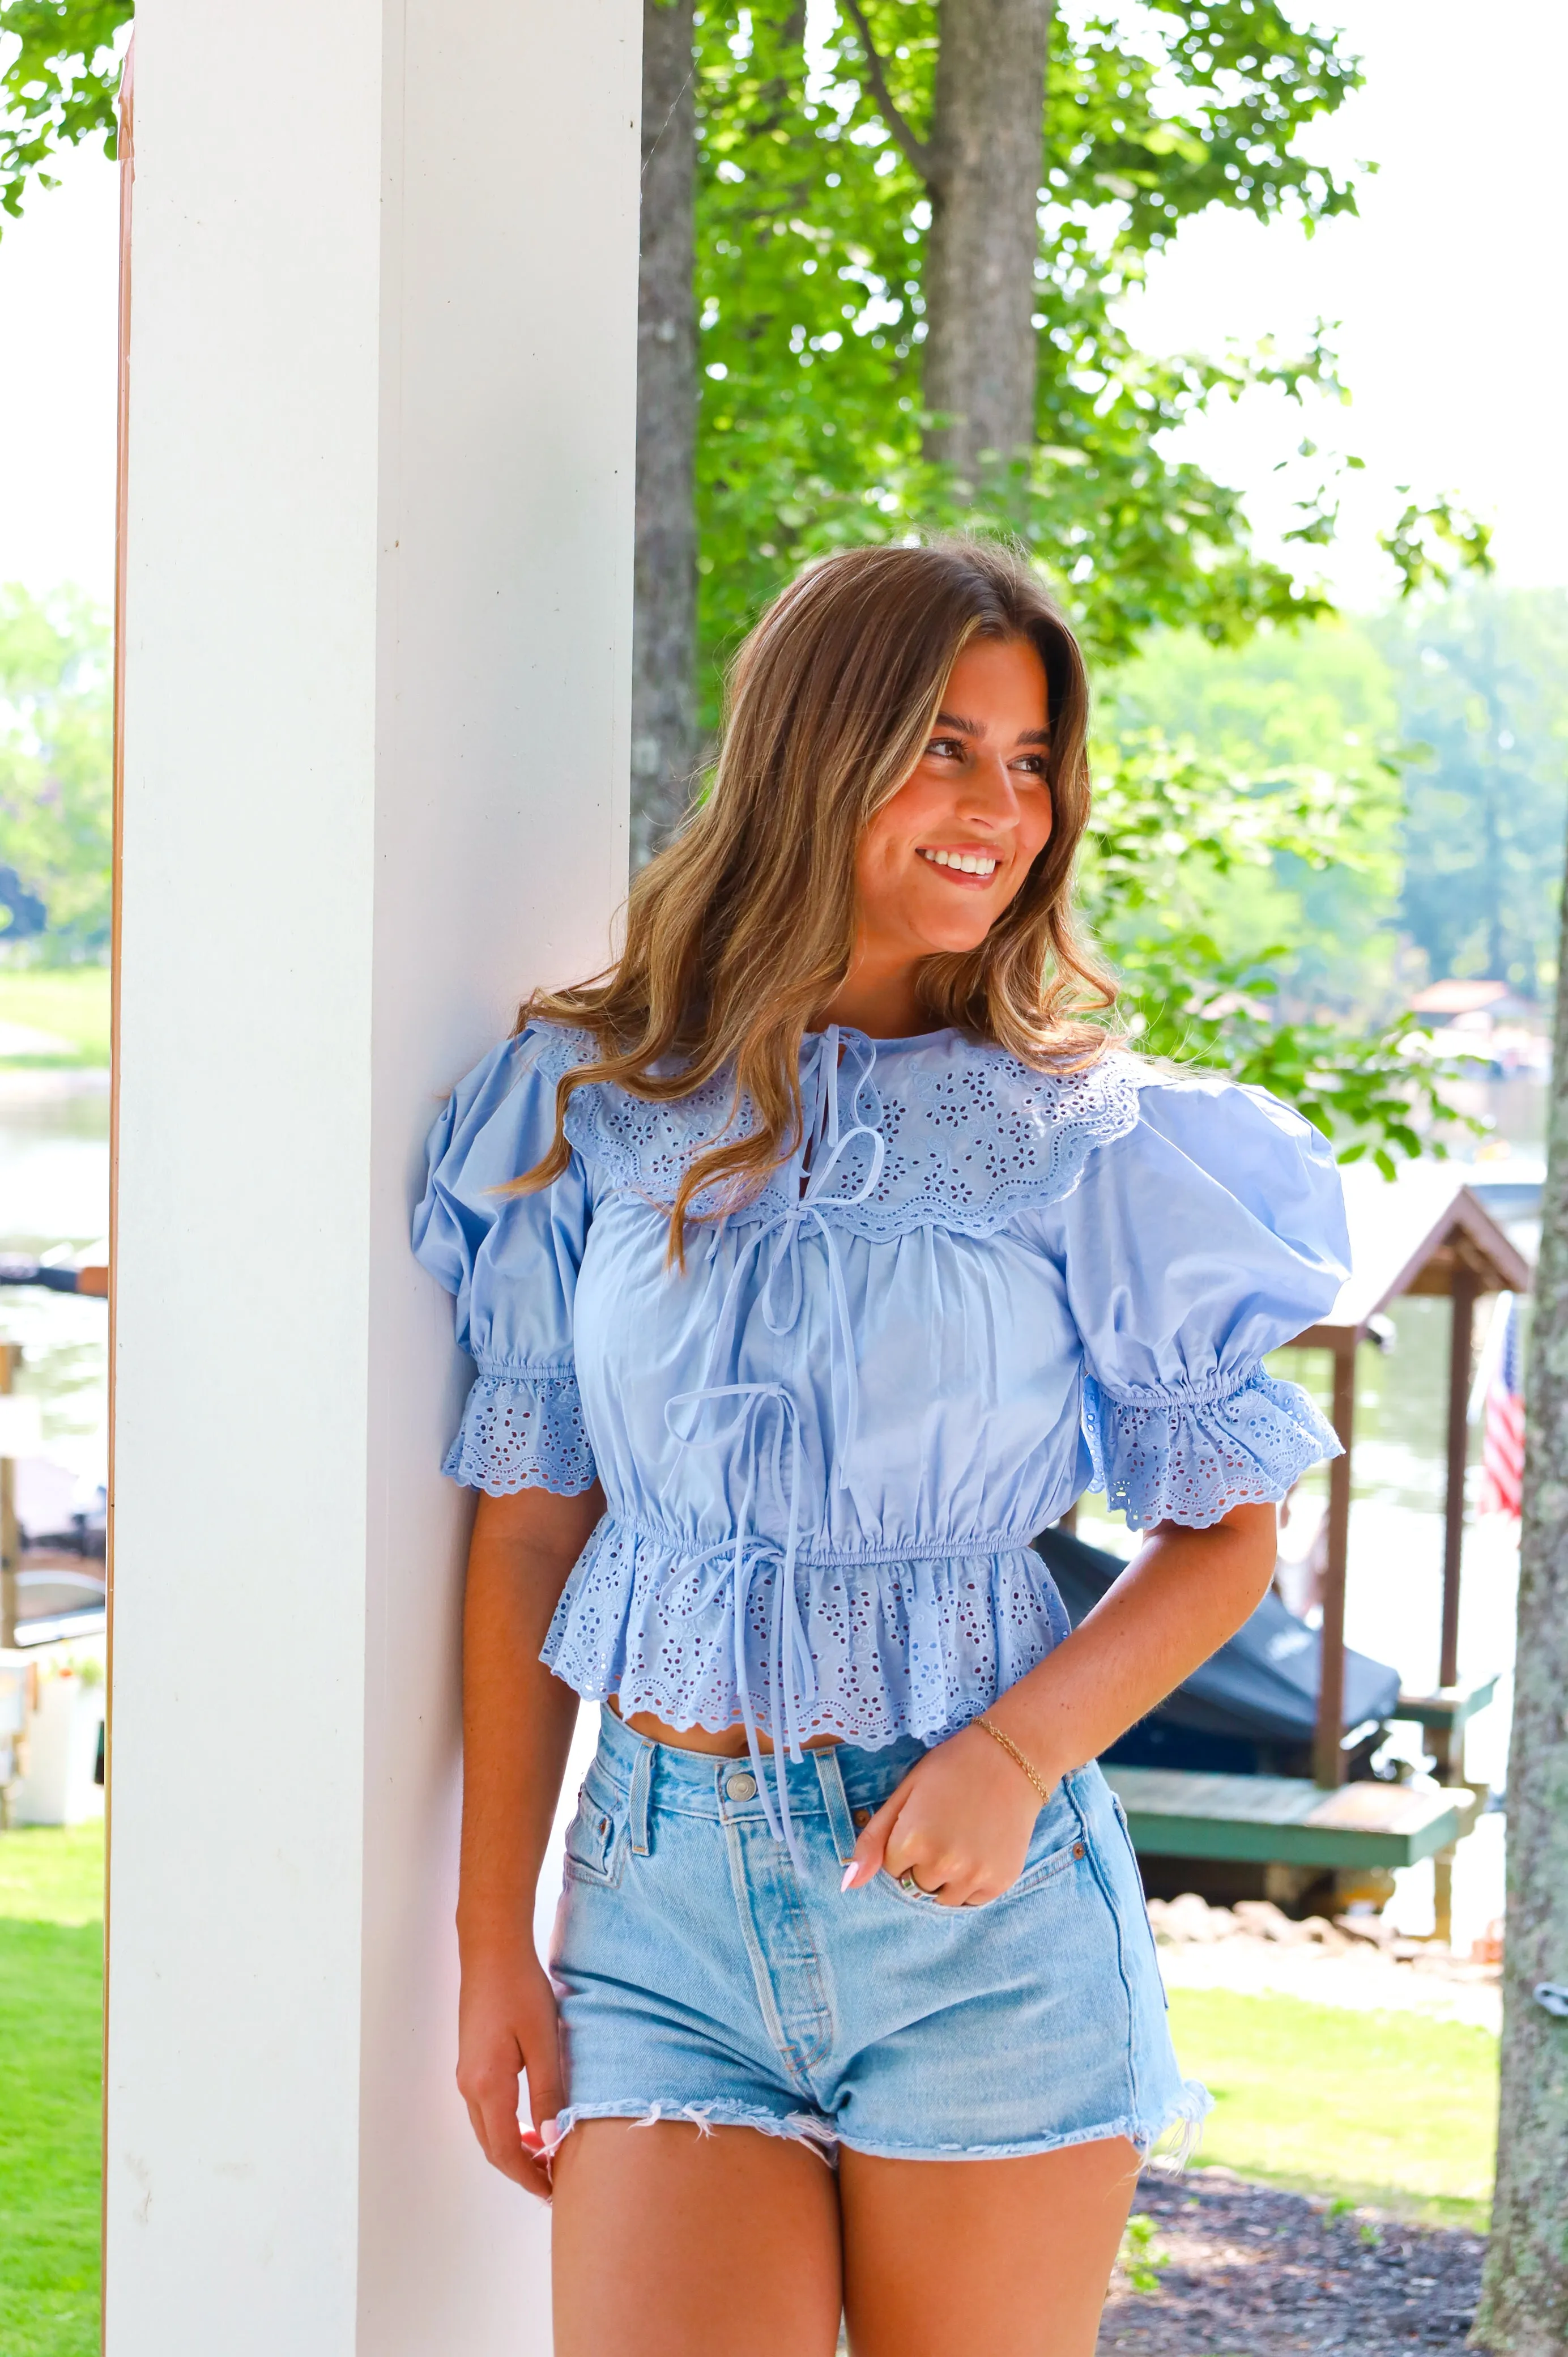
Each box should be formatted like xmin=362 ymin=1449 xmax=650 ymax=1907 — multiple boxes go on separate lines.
xmin=849 ymin=635 xmax=1054 ymax=1005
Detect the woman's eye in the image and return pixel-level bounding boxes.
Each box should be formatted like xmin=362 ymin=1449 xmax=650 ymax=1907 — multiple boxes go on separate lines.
xmin=926 ymin=736 xmax=965 ymax=760
xmin=1012 ymin=755 xmax=1048 ymax=777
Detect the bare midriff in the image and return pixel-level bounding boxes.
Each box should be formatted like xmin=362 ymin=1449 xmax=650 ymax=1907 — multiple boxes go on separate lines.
xmin=608 ymin=1696 xmax=841 ymax=1755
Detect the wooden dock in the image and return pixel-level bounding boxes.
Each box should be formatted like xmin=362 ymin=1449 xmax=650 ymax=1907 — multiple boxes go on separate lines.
xmin=1107 ymin=1767 xmax=1477 ymax=1873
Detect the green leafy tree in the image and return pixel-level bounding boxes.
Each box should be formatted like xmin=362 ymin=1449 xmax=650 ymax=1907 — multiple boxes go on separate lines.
xmin=1108 ymin=619 xmax=1409 ymax=1019
xmin=694 ymin=0 xmax=1368 ymax=702
xmin=1373 ymin=585 xmax=1568 ymax=997
xmin=0 ymin=587 xmax=113 ymax=956
xmin=1079 ymin=725 xmax=1475 ymax=1172
xmin=0 ymin=0 xmax=129 ymax=224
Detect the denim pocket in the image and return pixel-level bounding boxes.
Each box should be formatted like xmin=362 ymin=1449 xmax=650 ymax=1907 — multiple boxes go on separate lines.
xmin=877 ymin=1828 xmax=1083 ymax=1911
xmin=563 ymin=1781 xmax=623 ymax=1888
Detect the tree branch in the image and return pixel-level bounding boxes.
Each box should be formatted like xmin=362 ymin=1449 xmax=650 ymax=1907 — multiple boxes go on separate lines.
xmin=841 ymin=0 xmax=932 ymax=185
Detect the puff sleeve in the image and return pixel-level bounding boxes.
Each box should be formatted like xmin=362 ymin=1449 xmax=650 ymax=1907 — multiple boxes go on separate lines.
xmin=412 ymin=1027 xmax=598 ymax=1496
xmin=1053 ymin=1071 xmax=1349 ymax=1530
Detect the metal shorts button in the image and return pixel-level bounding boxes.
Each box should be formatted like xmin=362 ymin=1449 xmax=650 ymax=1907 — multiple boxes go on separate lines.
xmin=726 ymin=1772 xmax=758 ymax=1801
xmin=853 ymin=1807 xmax=871 ymax=1828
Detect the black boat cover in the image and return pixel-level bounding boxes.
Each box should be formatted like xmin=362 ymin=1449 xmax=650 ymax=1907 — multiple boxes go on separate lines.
xmin=1033 ymin=1526 xmax=1402 ymax=1747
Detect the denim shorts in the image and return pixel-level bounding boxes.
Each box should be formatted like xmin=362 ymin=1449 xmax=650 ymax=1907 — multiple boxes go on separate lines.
xmin=548 ymin=1707 xmax=1209 ymax=2163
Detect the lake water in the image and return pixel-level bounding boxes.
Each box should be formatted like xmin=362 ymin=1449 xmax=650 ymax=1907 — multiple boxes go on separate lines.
xmin=0 ymin=1071 xmax=1517 ymax=1948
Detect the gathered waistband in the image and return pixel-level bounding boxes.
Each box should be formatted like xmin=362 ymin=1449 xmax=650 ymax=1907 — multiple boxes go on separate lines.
xmin=594 ymin=1514 xmax=1044 ymax=1568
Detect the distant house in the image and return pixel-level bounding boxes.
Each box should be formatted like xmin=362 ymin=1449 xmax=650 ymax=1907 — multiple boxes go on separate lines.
xmin=1410 ymin=977 xmax=1549 ymax=1079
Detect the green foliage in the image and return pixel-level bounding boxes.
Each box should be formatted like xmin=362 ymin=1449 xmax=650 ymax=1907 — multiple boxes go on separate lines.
xmin=1081 ymin=717 xmax=1478 ymax=1171
xmin=1105 ymin=620 xmax=1408 ymax=1017
xmin=1378 ymin=491 xmax=1494 ymax=602
xmin=694 ymin=1 xmax=1369 ymax=705
xmin=0 ymin=587 xmax=113 ymax=958
xmin=1117 ymin=2210 xmax=1167 ymax=2295
xmin=1374 ymin=585 xmax=1568 ymax=997
xmin=0 ymin=0 xmax=130 ymax=225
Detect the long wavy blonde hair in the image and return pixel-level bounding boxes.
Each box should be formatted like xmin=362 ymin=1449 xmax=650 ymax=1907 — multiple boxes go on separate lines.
xmin=516 ymin=538 xmax=1116 ymax=1255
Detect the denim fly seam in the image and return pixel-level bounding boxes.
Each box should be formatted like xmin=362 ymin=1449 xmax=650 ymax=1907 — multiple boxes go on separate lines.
xmin=548 ymin=1708 xmax=1209 ymax=2164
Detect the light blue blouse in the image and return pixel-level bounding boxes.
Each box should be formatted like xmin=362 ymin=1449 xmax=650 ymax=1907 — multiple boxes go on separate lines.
xmin=414 ymin=1020 xmax=1347 ymax=1848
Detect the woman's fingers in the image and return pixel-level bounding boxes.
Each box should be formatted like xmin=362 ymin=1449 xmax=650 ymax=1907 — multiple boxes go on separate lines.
xmin=465 ymin=2069 xmax=532 ymax=2186
xmin=457 ymin=1968 xmax=565 ymax=2201
xmin=841 ymin=1775 xmax=913 ymax=1889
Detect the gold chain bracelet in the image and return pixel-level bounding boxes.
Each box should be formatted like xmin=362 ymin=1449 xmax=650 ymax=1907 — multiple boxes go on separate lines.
xmin=976 ymin=1715 xmax=1054 ymax=1807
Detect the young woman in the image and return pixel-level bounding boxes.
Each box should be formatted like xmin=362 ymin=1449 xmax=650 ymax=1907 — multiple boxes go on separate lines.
xmin=413 ymin=541 xmax=1347 ymax=2357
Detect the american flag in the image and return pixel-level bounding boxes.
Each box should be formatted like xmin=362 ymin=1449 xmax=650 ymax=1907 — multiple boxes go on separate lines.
xmin=1477 ymin=1294 xmax=1526 ymax=1520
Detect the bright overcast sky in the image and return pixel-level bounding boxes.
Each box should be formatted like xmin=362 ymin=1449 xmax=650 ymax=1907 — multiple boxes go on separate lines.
xmin=0 ymin=0 xmax=1562 ymax=615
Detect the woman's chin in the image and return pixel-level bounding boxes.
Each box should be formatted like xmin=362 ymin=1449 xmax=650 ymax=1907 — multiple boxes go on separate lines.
xmin=908 ymin=913 xmax=1000 ymax=959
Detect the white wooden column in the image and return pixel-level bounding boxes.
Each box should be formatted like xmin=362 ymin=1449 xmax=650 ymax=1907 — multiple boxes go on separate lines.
xmin=106 ymin=5 xmax=640 ymax=2349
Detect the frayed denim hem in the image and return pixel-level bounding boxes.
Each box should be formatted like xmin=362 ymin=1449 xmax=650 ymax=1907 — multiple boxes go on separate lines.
xmin=832 ymin=2078 xmax=1212 ymax=2169
xmin=551 ymin=2098 xmax=838 ymax=2163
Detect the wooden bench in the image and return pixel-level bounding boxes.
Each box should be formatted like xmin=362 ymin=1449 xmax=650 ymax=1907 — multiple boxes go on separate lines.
xmin=1391 ymin=1675 xmax=1499 ymax=1773
xmin=1106 ymin=1765 xmax=1477 ymax=1874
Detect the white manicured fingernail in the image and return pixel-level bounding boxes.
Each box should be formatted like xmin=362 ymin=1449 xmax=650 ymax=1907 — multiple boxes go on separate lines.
xmin=841 ymin=1861 xmax=863 ymax=1890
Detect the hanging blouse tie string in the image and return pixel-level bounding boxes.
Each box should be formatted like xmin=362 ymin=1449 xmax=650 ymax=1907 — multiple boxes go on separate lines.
xmin=664 ymin=1028 xmax=886 ymax=1856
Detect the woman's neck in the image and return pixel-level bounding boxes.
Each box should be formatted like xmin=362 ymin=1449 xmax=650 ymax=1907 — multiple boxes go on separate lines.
xmin=813 ymin=957 xmax=930 ymax=1041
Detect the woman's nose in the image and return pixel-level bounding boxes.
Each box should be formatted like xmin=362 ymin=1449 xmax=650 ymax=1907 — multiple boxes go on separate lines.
xmin=957 ymin=752 xmax=1021 ymax=823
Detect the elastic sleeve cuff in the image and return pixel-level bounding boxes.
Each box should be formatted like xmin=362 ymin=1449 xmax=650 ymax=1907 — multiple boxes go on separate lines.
xmin=442 ymin=1365 xmax=598 ymax=1497
xmin=1082 ymin=1365 xmax=1341 ymax=1532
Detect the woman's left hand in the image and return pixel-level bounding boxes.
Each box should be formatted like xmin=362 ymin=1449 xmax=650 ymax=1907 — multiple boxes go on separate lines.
xmin=842 ymin=1722 xmax=1053 ymax=1908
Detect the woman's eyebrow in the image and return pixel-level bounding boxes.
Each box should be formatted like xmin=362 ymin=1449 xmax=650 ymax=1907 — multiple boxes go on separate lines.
xmin=932 ymin=709 xmax=1050 ymax=746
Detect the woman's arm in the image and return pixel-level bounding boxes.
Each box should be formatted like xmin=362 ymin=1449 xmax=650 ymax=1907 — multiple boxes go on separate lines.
xmin=846 ymin=1503 xmax=1277 ymax=1907
xmin=455 ymin=1481 xmax=604 ymax=2194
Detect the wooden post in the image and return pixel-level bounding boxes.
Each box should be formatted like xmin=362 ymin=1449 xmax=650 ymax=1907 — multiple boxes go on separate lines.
xmin=1313 ymin=1337 xmax=1357 ymax=1789
xmin=1440 ymin=1270 xmax=1477 ymax=1694
xmin=0 ymin=1343 xmax=17 ymax=1652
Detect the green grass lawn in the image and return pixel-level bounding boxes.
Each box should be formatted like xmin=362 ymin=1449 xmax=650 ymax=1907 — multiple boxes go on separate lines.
xmin=1170 ymin=1985 xmax=1498 ymax=2229
xmin=0 ymin=969 xmax=110 ymax=1067
xmin=0 ymin=1825 xmax=104 ymax=2357
xmin=0 ymin=1822 xmax=1494 ymax=2349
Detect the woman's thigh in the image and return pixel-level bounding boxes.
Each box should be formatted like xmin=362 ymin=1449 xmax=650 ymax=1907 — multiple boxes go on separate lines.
xmin=551 ymin=2119 xmax=844 ymax=2357
xmin=838 ymin=2135 xmax=1140 ymax=2357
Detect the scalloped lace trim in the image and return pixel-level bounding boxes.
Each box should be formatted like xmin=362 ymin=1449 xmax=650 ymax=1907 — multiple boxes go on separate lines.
xmin=540 ymin=1519 xmax=1073 ymax=1751
xmin=442 ymin=1366 xmax=598 ymax=1496
xmin=1082 ymin=1365 xmax=1341 ymax=1532
xmin=525 ymin=1022 xmax=1143 ymax=1239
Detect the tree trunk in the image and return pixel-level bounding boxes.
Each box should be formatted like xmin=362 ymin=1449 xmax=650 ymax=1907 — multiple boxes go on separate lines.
xmin=923 ymin=0 xmax=1052 ymax=475
xmin=630 ymin=0 xmax=700 ymax=867
xmin=1472 ymin=859 xmax=1568 ymax=2355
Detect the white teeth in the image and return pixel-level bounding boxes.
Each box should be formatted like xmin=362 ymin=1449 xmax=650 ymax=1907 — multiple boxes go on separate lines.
xmin=920 ymin=848 xmax=998 ymax=877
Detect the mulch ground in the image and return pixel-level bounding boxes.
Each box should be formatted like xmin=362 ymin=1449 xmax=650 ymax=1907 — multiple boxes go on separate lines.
xmin=1098 ymin=2169 xmax=1486 ymax=2355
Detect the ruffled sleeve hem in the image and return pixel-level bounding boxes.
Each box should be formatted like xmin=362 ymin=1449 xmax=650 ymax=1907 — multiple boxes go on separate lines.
xmin=1082 ymin=1365 xmax=1340 ymax=1532
xmin=442 ymin=1363 xmax=598 ymax=1497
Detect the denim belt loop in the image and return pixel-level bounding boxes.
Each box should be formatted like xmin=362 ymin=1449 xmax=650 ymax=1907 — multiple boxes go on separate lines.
xmin=628 ymin=1735 xmax=654 ymax=1858
xmin=813 ymin=1747 xmax=857 ymax=1866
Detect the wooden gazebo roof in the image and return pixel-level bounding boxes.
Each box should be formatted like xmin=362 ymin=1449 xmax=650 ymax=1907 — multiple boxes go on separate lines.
xmin=1298 ymin=1162 xmax=1530 ymax=1348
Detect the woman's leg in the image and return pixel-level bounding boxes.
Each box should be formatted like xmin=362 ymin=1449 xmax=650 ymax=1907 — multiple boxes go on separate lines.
xmin=551 ymin=2119 xmax=844 ymax=2357
xmin=838 ymin=2135 xmax=1140 ymax=2357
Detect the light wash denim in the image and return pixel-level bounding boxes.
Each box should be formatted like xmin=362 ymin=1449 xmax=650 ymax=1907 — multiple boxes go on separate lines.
xmin=548 ymin=1707 xmax=1209 ymax=2164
